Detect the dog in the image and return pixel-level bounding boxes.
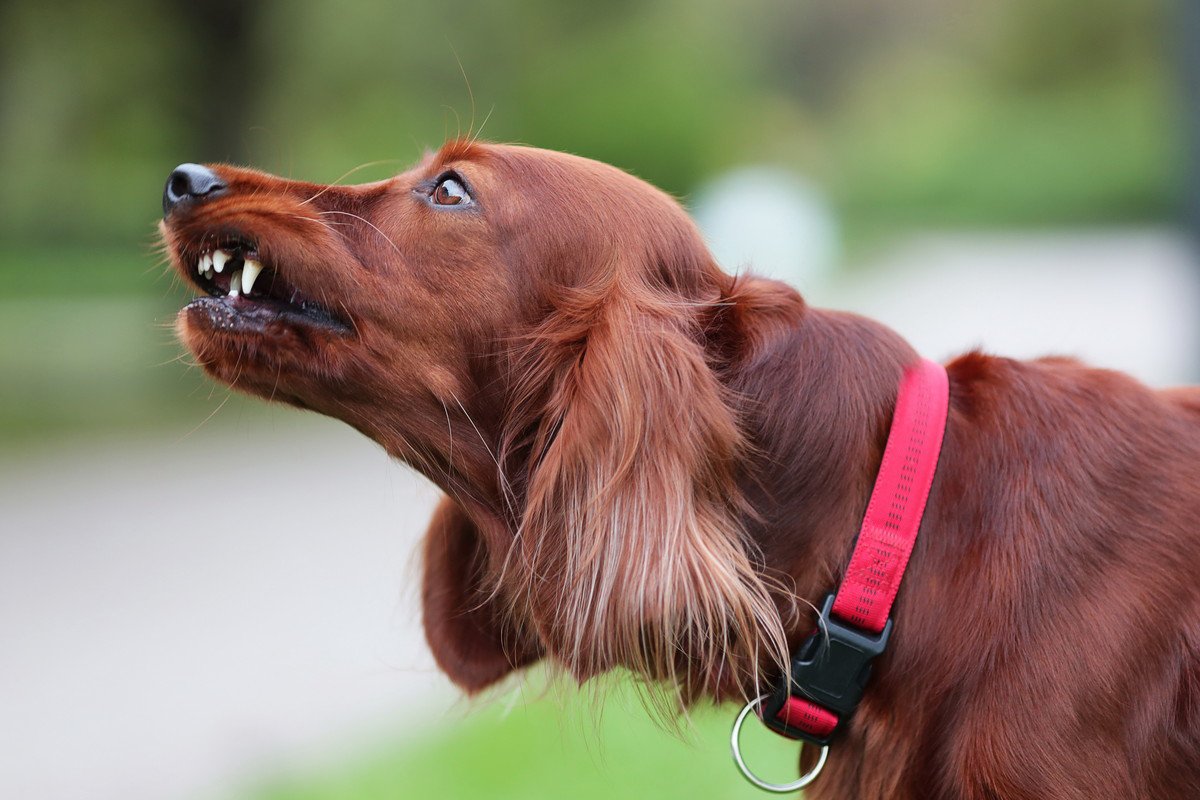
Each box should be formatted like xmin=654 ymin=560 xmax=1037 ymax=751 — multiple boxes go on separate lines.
xmin=160 ymin=140 xmax=1200 ymax=799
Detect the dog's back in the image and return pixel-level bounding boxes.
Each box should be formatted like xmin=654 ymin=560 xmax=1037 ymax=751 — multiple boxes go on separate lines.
xmin=841 ymin=353 xmax=1200 ymax=799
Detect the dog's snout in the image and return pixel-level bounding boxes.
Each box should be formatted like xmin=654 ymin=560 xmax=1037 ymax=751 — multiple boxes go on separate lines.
xmin=163 ymin=163 xmax=227 ymax=216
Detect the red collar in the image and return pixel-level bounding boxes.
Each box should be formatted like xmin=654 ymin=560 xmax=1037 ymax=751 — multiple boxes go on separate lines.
xmin=763 ymin=357 xmax=950 ymax=744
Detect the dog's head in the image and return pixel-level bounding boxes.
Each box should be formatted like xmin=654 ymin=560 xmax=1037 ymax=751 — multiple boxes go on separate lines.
xmin=161 ymin=140 xmax=802 ymax=705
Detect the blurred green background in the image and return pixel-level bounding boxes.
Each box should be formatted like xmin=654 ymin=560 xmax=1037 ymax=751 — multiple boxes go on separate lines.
xmin=0 ymin=1 xmax=1193 ymax=799
xmin=0 ymin=0 xmax=1187 ymax=442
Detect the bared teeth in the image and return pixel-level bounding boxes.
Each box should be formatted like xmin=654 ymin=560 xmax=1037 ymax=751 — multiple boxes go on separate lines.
xmin=241 ymin=259 xmax=263 ymax=295
xmin=189 ymin=244 xmax=268 ymax=300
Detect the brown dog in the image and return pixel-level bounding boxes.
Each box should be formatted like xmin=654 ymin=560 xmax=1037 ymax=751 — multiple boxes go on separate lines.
xmin=160 ymin=141 xmax=1200 ymax=799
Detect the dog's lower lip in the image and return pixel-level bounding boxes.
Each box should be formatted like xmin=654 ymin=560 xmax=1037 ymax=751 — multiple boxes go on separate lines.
xmin=185 ymin=294 xmax=352 ymax=334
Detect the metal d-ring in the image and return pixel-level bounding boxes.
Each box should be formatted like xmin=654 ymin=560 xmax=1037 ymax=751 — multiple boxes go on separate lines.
xmin=730 ymin=694 xmax=829 ymax=793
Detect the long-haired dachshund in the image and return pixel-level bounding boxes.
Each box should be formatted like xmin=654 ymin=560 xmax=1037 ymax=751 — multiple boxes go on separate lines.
xmin=160 ymin=140 xmax=1200 ymax=799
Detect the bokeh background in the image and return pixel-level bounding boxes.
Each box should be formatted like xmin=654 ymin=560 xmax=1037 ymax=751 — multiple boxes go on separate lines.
xmin=2 ymin=1 xmax=1198 ymax=798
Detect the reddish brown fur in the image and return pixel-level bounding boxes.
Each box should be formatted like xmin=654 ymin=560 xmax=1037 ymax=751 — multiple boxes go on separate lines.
xmin=162 ymin=141 xmax=1200 ymax=799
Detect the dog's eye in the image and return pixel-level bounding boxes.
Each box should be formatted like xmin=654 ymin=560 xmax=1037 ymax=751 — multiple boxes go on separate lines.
xmin=431 ymin=175 xmax=472 ymax=207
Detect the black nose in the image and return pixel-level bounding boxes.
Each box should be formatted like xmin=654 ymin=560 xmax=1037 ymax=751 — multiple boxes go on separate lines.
xmin=163 ymin=163 xmax=227 ymax=216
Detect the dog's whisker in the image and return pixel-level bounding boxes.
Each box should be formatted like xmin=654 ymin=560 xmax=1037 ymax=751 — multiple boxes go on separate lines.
xmin=318 ymin=210 xmax=404 ymax=257
xmin=449 ymin=390 xmax=518 ymax=522
xmin=299 ymin=160 xmax=404 ymax=205
xmin=172 ymin=387 xmax=234 ymax=444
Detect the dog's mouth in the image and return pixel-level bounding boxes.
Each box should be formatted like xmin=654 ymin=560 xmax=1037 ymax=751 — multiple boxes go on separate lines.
xmin=179 ymin=237 xmax=351 ymax=334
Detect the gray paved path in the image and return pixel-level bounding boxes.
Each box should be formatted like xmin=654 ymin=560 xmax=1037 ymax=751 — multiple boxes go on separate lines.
xmin=0 ymin=418 xmax=448 ymax=800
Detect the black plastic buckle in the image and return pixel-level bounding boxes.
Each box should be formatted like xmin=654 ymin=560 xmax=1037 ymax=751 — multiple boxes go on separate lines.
xmin=760 ymin=593 xmax=893 ymax=746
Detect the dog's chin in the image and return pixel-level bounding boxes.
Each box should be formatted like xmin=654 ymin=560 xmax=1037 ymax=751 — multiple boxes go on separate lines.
xmin=177 ymin=298 xmax=357 ymax=407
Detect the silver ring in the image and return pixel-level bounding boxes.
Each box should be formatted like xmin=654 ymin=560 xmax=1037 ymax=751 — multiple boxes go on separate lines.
xmin=730 ymin=695 xmax=829 ymax=793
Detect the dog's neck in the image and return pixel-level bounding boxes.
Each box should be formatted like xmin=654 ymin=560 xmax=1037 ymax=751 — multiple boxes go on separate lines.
xmin=729 ymin=304 xmax=921 ymax=638
xmin=359 ymin=290 xmax=926 ymax=652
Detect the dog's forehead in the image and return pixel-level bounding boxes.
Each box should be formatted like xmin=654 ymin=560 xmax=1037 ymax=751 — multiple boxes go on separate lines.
xmin=427 ymin=141 xmax=645 ymax=193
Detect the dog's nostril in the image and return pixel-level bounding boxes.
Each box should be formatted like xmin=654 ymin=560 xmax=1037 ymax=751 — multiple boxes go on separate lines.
xmin=163 ymin=163 xmax=227 ymax=216
xmin=168 ymin=173 xmax=190 ymax=199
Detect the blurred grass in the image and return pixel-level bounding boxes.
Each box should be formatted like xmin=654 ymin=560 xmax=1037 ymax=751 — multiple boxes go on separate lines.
xmin=0 ymin=0 xmax=1179 ymax=247
xmin=2 ymin=3 xmax=1180 ymax=450
xmin=830 ymin=58 xmax=1178 ymax=250
xmin=0 ymin=45 xmax=1180 ymax=445
xmin=245 ymin=682 xmax=806 ymax=800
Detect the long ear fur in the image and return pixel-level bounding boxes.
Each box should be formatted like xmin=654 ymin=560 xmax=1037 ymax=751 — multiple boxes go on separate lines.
xmin=502 ymin=266 xmax=789 ymax=706
xmin=421 ymin=496 xmax=543 ymax=692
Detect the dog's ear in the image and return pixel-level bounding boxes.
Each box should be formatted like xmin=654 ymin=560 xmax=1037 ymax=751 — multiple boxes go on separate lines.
xmin=421 ymin=496 xmax=542 ymax=692
xmin=505 ymin=262 xmax=789 ymax=700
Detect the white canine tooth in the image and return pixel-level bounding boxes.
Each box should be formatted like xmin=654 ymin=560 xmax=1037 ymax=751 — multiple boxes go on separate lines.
xmin=228 ymin=269 xmax=241 ymax=297
xmin=241 ymin=259 xmax=263 ymax=295
xmin=212 ymin=250 xmax=230 ymax=273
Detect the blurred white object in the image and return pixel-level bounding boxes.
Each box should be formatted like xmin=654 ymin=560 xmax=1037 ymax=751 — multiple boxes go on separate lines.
xmin=821 ymin=229 xmax=1200 ymax=387
xmin=692 ymin=167 xmax=839 ymax=288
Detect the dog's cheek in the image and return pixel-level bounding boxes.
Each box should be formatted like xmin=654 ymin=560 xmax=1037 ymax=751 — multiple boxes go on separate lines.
xmin=420 ymin=497 xmax=542 ymax=692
